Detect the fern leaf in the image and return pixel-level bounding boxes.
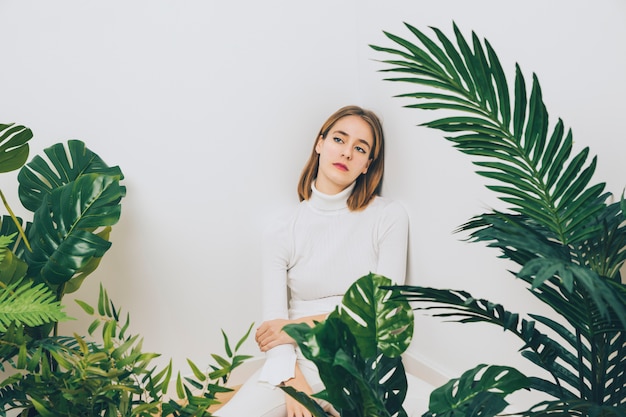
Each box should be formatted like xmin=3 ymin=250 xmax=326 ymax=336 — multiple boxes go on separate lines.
xmin=0 ymin=280 xmax=67 ymax=332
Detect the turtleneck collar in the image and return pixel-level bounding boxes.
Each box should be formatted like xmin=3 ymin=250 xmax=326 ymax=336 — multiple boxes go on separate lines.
xmin=309 ymin=181 xmax=355 ymax=211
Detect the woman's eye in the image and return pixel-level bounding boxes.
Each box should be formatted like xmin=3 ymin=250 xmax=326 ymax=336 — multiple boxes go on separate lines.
xmin=333 ymin=137 xmax=343 ymax=143
xmin=355 ymin=146 xmax=366 ymax=154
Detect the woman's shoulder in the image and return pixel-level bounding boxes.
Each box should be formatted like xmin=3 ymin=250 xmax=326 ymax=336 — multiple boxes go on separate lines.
xmin=367 ymin=196 xmax=410 ymax=236
xmin=367 ymin=195 xmax=409 ymax=219
xmin=363 ymin=196 xmax=410 ymax=232
xmin=262 ymin=201 xmax=305 ymax=237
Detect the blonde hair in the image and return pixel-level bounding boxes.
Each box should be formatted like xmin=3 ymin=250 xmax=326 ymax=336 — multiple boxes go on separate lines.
xmin=297 ymin=105 xmax=385 ymax=211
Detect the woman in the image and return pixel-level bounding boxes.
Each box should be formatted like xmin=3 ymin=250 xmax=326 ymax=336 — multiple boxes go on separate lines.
xmin=217 ymin=105 xmax=409 ymax=417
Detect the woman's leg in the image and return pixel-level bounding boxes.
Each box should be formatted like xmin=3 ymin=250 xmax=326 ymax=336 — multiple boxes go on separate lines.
xmin=215 ymin=358 xmax=334 ymax=417
xmin=214 ymin=367 xmax=286 ymax=417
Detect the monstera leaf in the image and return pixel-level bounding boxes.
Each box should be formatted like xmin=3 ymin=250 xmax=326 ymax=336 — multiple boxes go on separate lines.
xmin=340 ymin=272 xmax=414 ymax=358
xmin=25 ymin=173 xmax=124 ymax=287
xmin=0 ymin=123 xmax=31 ymax=174
xmin=5 ymin=140 xmax=127 ymax=290
xmin=17 ymin=140 xmax=123 ymax=212
xmin=424 ymin=364 xmax=530 ymax=417
xmin=284 ymin=273 xmax=414 ymax=417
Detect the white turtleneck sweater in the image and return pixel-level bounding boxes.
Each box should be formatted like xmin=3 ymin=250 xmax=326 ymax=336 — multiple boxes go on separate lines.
xmin=258 ymin=182 xmax=409 ymax=385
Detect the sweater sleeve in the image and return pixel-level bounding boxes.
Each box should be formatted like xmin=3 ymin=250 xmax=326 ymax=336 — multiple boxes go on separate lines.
xmin=257 ymin=215 xmax=297 ymax=386
xmin=375 ymin=200 xmax=410 ymax=284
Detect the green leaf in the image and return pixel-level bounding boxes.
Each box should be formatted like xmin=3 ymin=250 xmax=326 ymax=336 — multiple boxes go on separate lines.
xmin=397 ymin=92 xmax=476 ymax=107
xmin=17 ymin=139 xmax=124 ymax=212
xmin=551 ymin=147 xmax=591 ymax=202
xmin=470 ymin=31 xmax=498 ymax=117
xmin=381 ymin=75 xmax=459 ymax=93
xmin=512 ymin=64 xmax=528 ymax=139
xmin=451 ymin=24 xmax=483 ymax=106
xmin=102 ymin=319 xmax=115 ymax=348
xmin=555 ymin=157 xmax=599 ymax=211
xmin=150 ymin=359 xmax=173 ymax=395
xmin=474 ymin=160 xmax=536 ymax=183
xmin=0 ymin=123 xmax=32 ymax=173
xmin=404 ymin=23 xmax=463 ymax=88
xmin=523 ymin=75 xmax=548 ymax=160
xmin=75 ymin=299 xmax=94 ymax=315
xmin=17 ymin=342 xmax=27 ymax=368
xmin=25 ymin=173 xmax=124 ymax=286
xmin=432 ymin=25 xmax=476 ymax=96
xmin=338 ymin=273 xmax=413 ymax=358
xmin=0 ymin=232 xmax=28 ymax=286
xmin=87 ymin=318 xmax=101 ymax=335
xmin=538 ymin=119 xmax=565 ymax=178
xmin=210 ymin=353 xmax=232 ymax=369
xmin=523 ymin=399 xmax=626 ymax=416
xmin=485 ymin=40 xmax=511 ymax=128
xmin=280 ymin=386 xmax=328 ymax=417
xmin=0 ymin=279 xmax=68 ymax=331
xmin=187 ymin=358 xmax=207 ymax=382
xmin=175 ymin=372 xmax=185 ymax=399
xmin=235 ymin=322 xmax=254 ymax=351
xmin=382 ymin=29 xmax=444 ymax=77
xmin=30 ymin=396 xmax=57 ymax=417
xmin=63 ymin=227 xmax=111 ymax=294
xmin=427 ymin=364 xmax=529 ymax=417
xmin=221 ymin=329 xmax=233 ymax=358
xmin=407 ymin=101 xmax=483 ymax=114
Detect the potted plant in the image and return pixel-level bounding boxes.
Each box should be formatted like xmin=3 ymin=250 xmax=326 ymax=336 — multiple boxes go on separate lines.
xmin=0 ymin=124 xmax=70 ymax=339
xmin=367 ymin=22 xmax=626 ymax=416
xmin=0 ymin=123 xmax=126 ymax=385
xmin=0 ymin=282 xmax=252 ymax=417
xmin=0 ymin=122 xmax=125 ymax=335
xmin=0 ymin=123 xmax=253 ymax=416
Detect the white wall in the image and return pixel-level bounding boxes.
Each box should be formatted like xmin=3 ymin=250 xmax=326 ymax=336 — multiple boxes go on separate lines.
xmin=1 ymin=0 xmax=624 ymax=406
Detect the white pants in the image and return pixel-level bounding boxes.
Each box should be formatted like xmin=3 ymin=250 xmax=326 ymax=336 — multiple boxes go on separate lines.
xmin=215 ymin=358 xmax=335 ymax=417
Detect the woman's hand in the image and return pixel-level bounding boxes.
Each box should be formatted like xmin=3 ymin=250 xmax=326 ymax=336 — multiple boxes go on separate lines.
xmin=283 ymin=365 xmax=314 ymax=417
xmin=285 ymin=389 xmax=313 ymax=417
xmin=256 ymin=314 xmax=328 ymax=352
xmin=282 ymin=364 xmax=339 ymax=417
xmin=255 ymin=319 xmax=295 ymax=352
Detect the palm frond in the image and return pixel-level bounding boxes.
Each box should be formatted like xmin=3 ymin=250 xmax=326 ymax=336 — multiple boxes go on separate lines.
xmin=522 ymin=399 xmax=626 ymax=417
xmin=372 ymin=22 xmax=611 ymax=250
xmin=373 ymin=21 xmax=626 ymax=412
xmin=391 ymin=285 xmax=581 ymax=399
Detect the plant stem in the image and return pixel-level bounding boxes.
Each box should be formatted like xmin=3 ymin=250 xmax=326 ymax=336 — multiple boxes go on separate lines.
xmin=0 ymin=189 xmax=32 ymax=252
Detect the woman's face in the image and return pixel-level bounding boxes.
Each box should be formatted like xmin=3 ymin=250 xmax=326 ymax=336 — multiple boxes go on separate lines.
xmin=314 ymin=115 xmax=374 ymax=195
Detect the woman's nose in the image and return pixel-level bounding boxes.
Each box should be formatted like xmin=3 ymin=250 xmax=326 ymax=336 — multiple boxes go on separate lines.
xmin=342 ymin=149 xmax=352 ymax=160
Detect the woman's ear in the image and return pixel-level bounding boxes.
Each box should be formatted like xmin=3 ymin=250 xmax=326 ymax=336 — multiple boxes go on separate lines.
xmin=362 ymin=158 xmax=372 ymax=175
xmin=315 ymin=135 xmax=324 ymax=154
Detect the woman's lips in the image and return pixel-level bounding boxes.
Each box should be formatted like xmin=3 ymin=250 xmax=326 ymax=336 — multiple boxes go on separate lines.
xmin=333 ymin=163 xmax=348 ymax=172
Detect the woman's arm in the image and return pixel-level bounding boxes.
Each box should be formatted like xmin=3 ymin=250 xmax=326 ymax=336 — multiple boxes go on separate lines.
xmin=375 ymin=201 xmax=410 ymax=284
xmin=255 ymin=313 xmax=327 ymax=352
xmin=258 ymin=213 xmax=308 ymax=386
